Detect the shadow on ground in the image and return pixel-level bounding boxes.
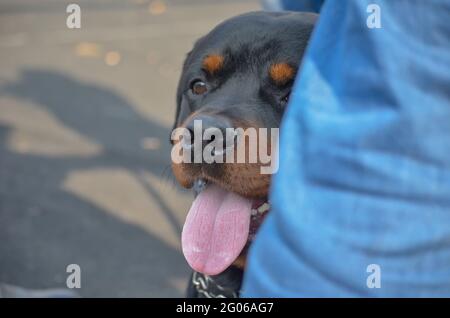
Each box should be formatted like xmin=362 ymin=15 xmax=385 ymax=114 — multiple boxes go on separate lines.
xmin=0 ymin=69 xmax=190 ymax=297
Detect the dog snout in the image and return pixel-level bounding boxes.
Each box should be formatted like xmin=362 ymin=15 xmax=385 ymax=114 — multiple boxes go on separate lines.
xmin=182 ymin=114 xmax=237 ymax=156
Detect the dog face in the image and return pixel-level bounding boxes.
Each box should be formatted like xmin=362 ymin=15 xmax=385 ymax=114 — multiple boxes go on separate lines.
xmin=171 ymin=11 xmax=316 ymax=275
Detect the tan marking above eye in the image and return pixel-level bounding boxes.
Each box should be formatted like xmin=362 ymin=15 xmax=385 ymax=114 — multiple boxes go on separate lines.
xmin=269 ymin=63 xmax=295 ymax=86
xmin=202 ymin=54 xmax=224 ymax=75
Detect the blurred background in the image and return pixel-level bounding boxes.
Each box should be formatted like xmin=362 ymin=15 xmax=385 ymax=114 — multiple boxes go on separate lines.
xmin=0 ymin=0 xmax=260 ymax=297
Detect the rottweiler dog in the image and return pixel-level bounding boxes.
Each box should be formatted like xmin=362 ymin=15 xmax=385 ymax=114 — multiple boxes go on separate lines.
xmin=171 ymin=11 xmax=317 ymax=297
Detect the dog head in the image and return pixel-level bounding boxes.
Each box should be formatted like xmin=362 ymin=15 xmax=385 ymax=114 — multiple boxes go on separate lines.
xmin=171 ymin=11 xmax=316 ymax=275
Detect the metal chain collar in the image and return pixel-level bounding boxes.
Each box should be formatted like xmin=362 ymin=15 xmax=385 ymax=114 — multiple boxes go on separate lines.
xmin=192 ymin=272 xmax=239 ymax=298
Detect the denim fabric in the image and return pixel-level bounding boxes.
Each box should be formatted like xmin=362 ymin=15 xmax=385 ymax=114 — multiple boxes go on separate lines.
xmin=261 ymin=0 xmax=324 ymax=12
xmin=244 ymin=0 xmax=450 ymax=297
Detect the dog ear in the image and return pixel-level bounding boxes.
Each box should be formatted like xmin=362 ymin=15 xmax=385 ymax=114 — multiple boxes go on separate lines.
xmin=172 ymin=95 xmax=191 ymax=131
xmin=172 ymin=49 xmax=194 ymax=133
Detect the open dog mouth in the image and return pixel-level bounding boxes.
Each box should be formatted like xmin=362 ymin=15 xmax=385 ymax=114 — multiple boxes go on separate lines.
xmin=181 ymin=178 xmax=270 ymax=275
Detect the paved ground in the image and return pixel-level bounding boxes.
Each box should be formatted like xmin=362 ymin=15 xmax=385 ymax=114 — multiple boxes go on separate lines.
xmin=0 ymin=0 xmax=259 ymax=297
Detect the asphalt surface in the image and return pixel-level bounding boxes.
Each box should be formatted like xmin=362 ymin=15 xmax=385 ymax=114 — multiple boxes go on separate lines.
xmin=0 ymin=0 xmax=259 ymax=297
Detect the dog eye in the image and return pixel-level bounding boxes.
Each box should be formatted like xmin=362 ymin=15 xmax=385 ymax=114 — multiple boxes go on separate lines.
xmin=190 ymin=80 xmax=207 ymax=95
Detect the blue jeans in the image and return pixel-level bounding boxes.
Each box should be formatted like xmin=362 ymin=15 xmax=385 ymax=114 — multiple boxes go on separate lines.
xmin=245 ymin=0 xmax=450 ymax=296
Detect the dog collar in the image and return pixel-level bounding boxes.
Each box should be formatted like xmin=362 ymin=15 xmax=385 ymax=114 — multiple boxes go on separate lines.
xmin=192 ymin=272 xmax=239 ymax=298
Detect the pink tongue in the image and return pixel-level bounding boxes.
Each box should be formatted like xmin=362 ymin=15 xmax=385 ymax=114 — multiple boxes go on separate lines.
xmin=182 ymin=184 xmax=252 ymax=275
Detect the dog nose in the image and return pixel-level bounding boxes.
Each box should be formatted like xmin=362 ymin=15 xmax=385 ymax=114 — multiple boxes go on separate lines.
xmin=182 ymin=114 xmax=236 ymax=155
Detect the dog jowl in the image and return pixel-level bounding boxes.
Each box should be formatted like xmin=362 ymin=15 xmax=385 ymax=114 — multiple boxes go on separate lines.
xmin=170 ymin=11 xmax=317 ymax=287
